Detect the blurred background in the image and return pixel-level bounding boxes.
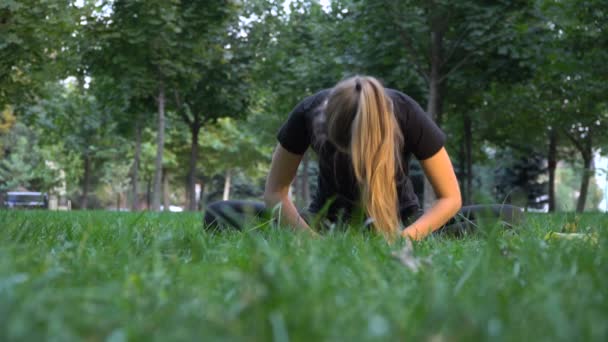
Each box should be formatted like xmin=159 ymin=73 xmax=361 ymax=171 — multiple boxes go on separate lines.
xmin=0 ymin=0 xmax=606 ymax=213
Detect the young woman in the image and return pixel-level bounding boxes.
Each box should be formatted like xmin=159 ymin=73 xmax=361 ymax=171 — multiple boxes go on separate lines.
xmin=204 ymin=76 xmax=523 ymax=241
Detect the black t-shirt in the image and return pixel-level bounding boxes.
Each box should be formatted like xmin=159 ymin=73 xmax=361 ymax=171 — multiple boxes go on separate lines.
xmin=277 ymin=88 xmax=446 ymax=223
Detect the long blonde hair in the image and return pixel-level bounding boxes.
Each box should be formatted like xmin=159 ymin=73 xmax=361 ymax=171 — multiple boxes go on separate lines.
xmin=325 ymin=76 xmax=404 ymax=241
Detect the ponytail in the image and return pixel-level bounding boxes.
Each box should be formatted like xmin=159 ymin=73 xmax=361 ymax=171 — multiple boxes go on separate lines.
xmin=326 ymin=76 xmax=404 ymax=241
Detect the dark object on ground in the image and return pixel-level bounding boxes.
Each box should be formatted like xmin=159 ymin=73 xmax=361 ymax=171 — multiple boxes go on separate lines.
xmin=203 ymin=200 xmax=524 ymax=237
xmin=203 ymin=200 xmax=268 ymax=231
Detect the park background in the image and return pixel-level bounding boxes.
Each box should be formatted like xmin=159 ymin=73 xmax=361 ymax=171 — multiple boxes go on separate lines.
xmin=1 ymin=1 xmax=608 ymax=341
xmin=1 ymin=0 xmax=606 ymax=213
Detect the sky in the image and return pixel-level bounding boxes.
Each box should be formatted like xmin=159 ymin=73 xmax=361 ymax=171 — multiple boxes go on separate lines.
xmin=284 ymin=0 xmax=331 ymax=12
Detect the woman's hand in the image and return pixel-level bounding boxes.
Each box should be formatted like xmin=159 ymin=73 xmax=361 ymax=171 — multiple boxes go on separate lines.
xmin=401 ymin=226 xmax=423 ymax=241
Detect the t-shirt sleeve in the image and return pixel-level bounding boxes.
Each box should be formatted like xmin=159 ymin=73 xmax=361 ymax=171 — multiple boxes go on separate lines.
xmin=399 ymin=93 xmax=446 ymax=160
xmin=276 ymin=91 xmax=325 ymax=155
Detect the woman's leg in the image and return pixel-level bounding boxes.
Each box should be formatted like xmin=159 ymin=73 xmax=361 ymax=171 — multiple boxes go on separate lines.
xmin=435 ymin=204 xmax=525 ymax=236
xmin=203 ymin=200 xmax=269 ymax=231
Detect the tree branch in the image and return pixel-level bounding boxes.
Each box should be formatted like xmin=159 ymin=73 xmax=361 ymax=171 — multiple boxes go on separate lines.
xmin=438 ymin=31 xmax=512 ymax=83
xmin=173 ymin=89 xmax=183 ymax=109
xmin=388 ymin=2 xmax=430 ymax=82
xmin=441 ymin=25 xmax=472 ymax=68
xmin=397 ymin=31 xmax=430 ymax=83
xmin=439 ymin=3 xmax=516 ymax=81
xmin=443 ymin=9 xmax=508 ymax=68
xmin=438 ymin=50 xmax=475 ymax=83
xmin=173 ymin=89 xmax=193 ymax=126
xmin=563 ymin=128 xmax=586 ymax=156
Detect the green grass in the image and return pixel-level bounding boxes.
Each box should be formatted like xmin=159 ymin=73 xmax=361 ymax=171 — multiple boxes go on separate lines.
xmin=0 ymin=210 xmax=606 ymax=341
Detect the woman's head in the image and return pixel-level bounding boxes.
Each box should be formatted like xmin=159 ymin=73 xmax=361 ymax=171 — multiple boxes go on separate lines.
xmin=325 ymin=76 xmax=404 ymax=240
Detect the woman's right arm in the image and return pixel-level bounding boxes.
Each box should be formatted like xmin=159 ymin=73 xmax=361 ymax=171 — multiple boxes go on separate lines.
xmin=264 ymin=143 xmax=316 ymax=234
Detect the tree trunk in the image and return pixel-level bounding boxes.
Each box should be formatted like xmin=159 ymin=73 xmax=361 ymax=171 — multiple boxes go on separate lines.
xmin=576 ymin=140 xmax=593 ymax=213
xmin=223 ymin=169 xmax=232 ymax=201
xmin=184 ymin=176 xmax=190 ymax=210
xmin=422 ymin=29 xmax=444 ymax=209
xmin=464 ymin=113 xmax=473 ymax=205
xmin=547 ymin=129 xmax=557 ymax=212
xmin=162 ymin=169 xmax=170 ymax=211
xmin=81 ymin=156 xmax=91 ymax=209
xmin=116 ymin=192 xmax=121 ymax=211
xmin=301 ymin=152 xmax=310 ymax=205
xmin=458 ymin=128 xmax=466 ymax=204
xmin=187 ymin=124 xmax=200 ymax=211
xmin=131 ymin=121 xmax=142 ymax=211
xmin=427 ymin=30 xmax=443 ymax=124
xmin=146 ymin=177 xmax=151 ymax=210
xmin=152 ymin=84 xmax=165 ymax=211
xmin=198 ymin=180 xmax=206 ymax=211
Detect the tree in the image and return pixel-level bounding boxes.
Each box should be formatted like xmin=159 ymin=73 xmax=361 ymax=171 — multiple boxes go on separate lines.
xmin=86 ymin=0 xmax=240 ymax=211
xmin=334 ymin=0 xmax=532 ymax=207
xmin=496 ymin=0 xmax=608 ymax=212
xmin=198 ymin=117 xmax=271 ymax=201
xmin=447 ymin=0 xmax=607 ymax=212
xmin=556 ymin=162 xmax=604 ymax=212
xmin=242 ymin=0 xmax=352 ymax=205
xmin=100 ymin=151 xmax=132 ymax=210
xmin=0 ymin=121 xmax=60 ymax=195
xmin=551 ymin=0 xmax=608 ymax=212
xmin=26 ymin=80 xmax=117 ymax=208
xmin=172 ymin=2 xmax=250 ymax=210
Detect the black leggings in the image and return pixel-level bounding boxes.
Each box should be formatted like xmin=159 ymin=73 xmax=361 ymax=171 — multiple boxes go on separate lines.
xmin=203 ymin=200 xmax=525 ymax=237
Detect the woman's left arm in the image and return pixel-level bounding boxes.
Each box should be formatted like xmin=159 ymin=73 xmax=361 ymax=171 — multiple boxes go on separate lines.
xmin=401 ymin=147 xmax=462 ymax=240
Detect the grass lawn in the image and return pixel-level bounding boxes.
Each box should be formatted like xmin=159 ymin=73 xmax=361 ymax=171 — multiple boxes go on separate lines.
xmin=0 ymin=210 xmax=606 ymax=341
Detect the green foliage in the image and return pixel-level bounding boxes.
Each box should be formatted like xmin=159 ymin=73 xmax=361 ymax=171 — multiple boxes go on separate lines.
xmin=87 ymin=0 xmax=238 ymax=105
xmin=3 ymin=0 xmax=607 ymax=210
xmin=81 ymin=0 xmax=246 ymax=210
xmin=132 ymin=127 xmax=178 ymax=182
xmin=100 ymin=155 xmax=132 ymax=200
xmin=0 ymin=0 xmax=79 ymax=106
xmin=339 ymin=0 xmax=531 ymax=96
xmin=0 ymin=122 xmax=59 ymax=192
xmin=172 ymin=0 xmax=248 ymax=123
xmin=479 ymin=0 xmax=607 ymax=210
xmin=0 ymin=106 xmax=17 ymax=158
xmin=27 ymin=81 xmax=116 ymax=162
xmin=199 ymin=117 xmax=271 ymax=179
xmin=245 ymin=0 xmax=349 ymax=126
xmin=20 ymin=80 xmax=129 ymax=207
xmin=38 ymin=141 xmax=82 ymax=195
xmin=0 ymin=211 xmax=607 ymax=340
xmin=0 ymin=106 xmax=16 ymax=136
